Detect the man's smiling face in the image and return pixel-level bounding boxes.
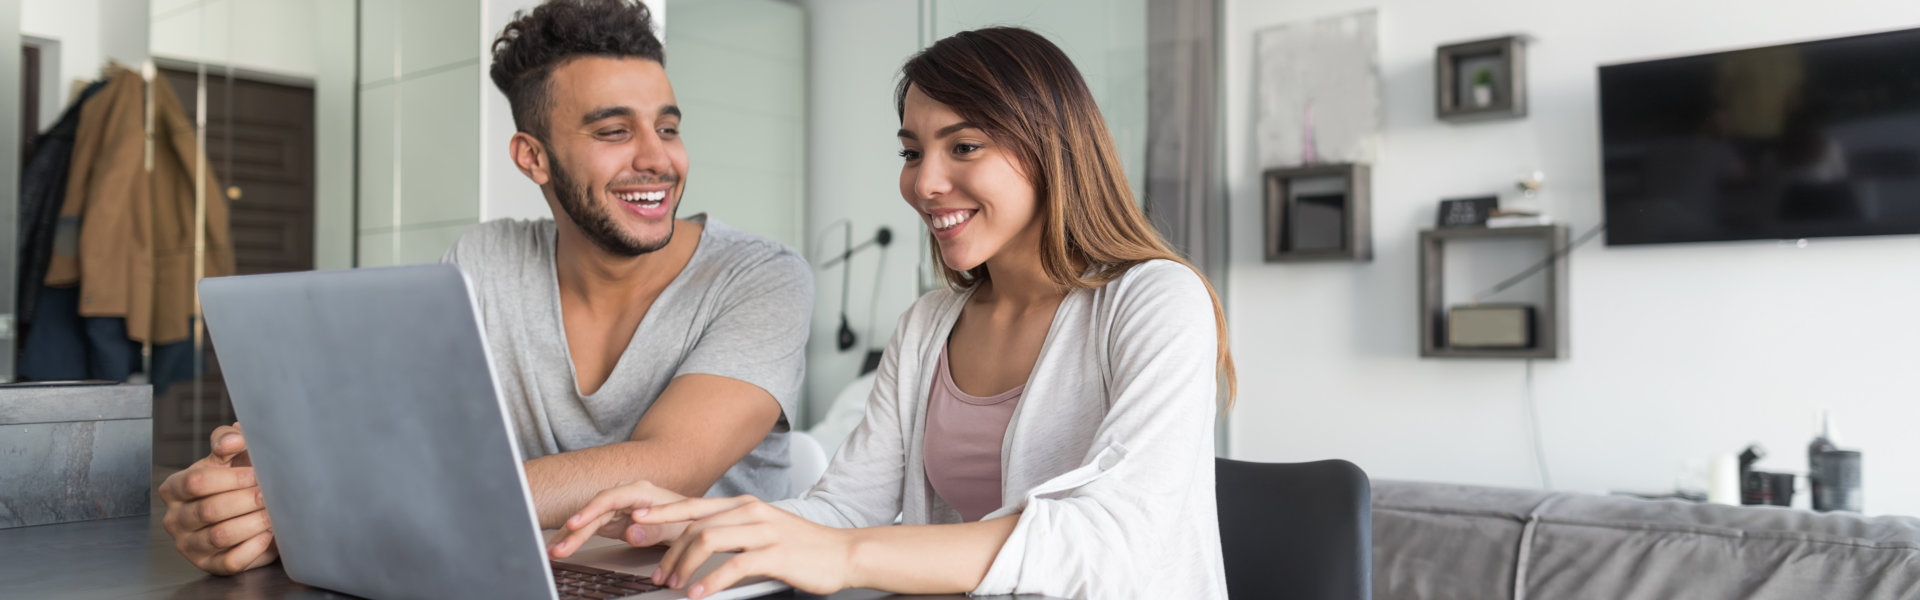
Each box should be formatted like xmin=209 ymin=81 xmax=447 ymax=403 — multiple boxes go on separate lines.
xmin=540 ymin=56 xmax=689 ymax=256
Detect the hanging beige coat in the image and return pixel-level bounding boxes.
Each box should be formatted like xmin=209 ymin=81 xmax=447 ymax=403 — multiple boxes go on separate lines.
xmin=44 ymin=65 xmax=235 ymax=345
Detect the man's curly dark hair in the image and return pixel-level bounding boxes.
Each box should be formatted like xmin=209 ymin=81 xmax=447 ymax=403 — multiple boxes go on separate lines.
xmin=490 ymin=0 xmax=665 ymax=142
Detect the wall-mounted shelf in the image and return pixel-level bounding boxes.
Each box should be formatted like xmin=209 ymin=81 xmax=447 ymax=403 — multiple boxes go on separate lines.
xmin=1419 ymin=224 xmax=1567 ymax=359
xmin=1263 ymin=163 xmax=1372 ymax=262
xmin=1436 ymin=35 xmax=1528 ymax=122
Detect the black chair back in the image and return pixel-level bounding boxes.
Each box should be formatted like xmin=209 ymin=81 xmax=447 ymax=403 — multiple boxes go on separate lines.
xmin=1216 ymin=458 xmax=1372 ymax=600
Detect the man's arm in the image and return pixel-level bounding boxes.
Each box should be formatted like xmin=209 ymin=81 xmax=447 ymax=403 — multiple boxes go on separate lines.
xmin=524 ymin=373 xmax=782 ymax=529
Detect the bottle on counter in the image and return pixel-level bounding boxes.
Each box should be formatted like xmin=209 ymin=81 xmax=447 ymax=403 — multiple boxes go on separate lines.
xmin=1808 ymin=409 xmax=1854 ymax=512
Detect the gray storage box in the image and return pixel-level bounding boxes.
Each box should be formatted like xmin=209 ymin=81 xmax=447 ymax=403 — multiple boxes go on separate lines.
xmin=0 ymin=384 xmax=153 ymax=528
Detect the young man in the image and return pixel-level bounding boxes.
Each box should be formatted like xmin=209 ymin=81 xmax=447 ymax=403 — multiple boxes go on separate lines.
xmin=157 ymin=0 xmax=813 ymax=575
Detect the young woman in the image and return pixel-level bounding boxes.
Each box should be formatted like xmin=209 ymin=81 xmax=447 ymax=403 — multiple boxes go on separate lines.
xmin=548 ymin=27 xmax=1235 ymax=599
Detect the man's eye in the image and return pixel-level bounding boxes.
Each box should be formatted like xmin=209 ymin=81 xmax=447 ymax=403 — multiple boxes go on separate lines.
xmin=600 ymin=129 xmax=629 ymax=137
xmin=659 ymin=127 xmax=679 ymax=136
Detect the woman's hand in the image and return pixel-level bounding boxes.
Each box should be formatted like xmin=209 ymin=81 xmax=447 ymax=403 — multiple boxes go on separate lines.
xmin=636 ymin=496 xmax=858 ymax=599
xmin=548 ymin=481 xmax=691 ymax=558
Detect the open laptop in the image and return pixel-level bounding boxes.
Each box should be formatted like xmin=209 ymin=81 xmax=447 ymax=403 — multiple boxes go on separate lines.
xmin=198 ymin=264 xmax=790 ymax=600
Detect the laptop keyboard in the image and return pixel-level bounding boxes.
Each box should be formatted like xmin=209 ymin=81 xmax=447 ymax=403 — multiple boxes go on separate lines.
xmin=552 ymin=561 xmax=668 ymax=599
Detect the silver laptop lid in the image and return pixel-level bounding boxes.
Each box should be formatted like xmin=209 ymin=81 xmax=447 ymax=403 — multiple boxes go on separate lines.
xmin=199 ymin=264 xmax=555 ymax=600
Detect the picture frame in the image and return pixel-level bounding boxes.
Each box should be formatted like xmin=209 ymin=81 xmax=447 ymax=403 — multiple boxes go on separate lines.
xmin=1436 ymin=196 xmax=1498 ymax=228
xmin=1263 ymin=163 xmax=1372 ymax=262
xmin=1436 ymin=35 xmax=1528 ymax=122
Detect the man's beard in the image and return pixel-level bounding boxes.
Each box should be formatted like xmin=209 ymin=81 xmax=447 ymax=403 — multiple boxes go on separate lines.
xmin=550 ymin=159 xmax=678 ymax=257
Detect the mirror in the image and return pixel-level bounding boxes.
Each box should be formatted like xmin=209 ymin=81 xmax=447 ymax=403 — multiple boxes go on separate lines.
xmin=6 ymin=0 xmax=359 ymax=470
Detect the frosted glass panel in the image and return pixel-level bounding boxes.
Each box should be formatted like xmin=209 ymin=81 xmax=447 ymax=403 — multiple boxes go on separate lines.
xmin=137 ymin=0 xmax=359 ymax=467
xmin=664 ymin=0 xmax=807 ymax=251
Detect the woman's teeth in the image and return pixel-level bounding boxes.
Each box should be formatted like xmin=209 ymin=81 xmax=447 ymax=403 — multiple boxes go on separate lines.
xmin=931 ymin=211 xmax=973 ymax=231
xmin=617 ymin=190 xmax=667 ymax=206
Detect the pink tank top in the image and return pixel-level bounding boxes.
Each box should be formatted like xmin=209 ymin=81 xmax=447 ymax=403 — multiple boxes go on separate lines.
xmin=923 ymin=344 xmax=1023 ymax=522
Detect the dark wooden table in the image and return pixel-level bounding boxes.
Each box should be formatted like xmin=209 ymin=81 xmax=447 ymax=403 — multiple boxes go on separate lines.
xmin=0 ymin=500 xmax=1045 ymax=600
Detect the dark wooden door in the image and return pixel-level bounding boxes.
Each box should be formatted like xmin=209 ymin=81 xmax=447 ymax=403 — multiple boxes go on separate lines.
xmin=153 ymin=68 xmax=316 ymax=468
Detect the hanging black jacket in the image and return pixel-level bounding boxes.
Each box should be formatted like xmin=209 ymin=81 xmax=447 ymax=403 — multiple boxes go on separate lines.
xmin=17 ymin=80 xmax=105 ymax=328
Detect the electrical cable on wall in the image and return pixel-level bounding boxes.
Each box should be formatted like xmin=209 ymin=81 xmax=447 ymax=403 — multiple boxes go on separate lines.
xmin=811 ymin=220 xmax=854 ymax=351
xmin=860 ymin=229 xmax=892 ymax=375
xmin=1469 ymin=223 xmax=1606 ymax=490
xmin=1524 ymin=358 xmax=1552 ymax=490
xmin=813 ymin=222 xmax=893 ymax=373
xmin=1471 ymin=222 xmax=1607 ymax=303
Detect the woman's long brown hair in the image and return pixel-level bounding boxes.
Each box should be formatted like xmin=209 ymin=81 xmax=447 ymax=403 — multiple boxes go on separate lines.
xmin=898 ymin=27 xmax=1237 ymax=405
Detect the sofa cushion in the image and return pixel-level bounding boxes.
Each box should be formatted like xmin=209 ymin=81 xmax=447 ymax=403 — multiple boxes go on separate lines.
xmin=1371 ymin=481 xmax=1554 ymax=600
xmin=1525 ymin=493 xmax=1920 ymax=600
xmin=1371 ymin=480 xmax=1920 ymax=600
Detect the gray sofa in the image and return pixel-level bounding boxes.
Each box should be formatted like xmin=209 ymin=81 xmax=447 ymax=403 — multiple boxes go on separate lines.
xmin=1372 ymin=480 xmax=1920 ymax=599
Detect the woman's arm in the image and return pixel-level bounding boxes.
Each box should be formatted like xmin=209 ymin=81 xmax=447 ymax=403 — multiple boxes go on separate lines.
xmin=843 ymin=515 xmax=1018 ymax=592
xmin=620 ymin=495 xmax=1018 ymax=598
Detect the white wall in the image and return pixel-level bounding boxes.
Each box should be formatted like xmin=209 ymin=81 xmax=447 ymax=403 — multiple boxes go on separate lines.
xmin=313 ymin=2 xmax=356 ymax=271
xmin=798 ymin=0 xmax=924 ymax=424
xmin=482 ymin=0 xmax=557 ymax=223
xmin=149 ymin=0 xmax=317 ymax=79
xmin=21 ymin=0 xmax=103 ymax=119
xmin=98 ymin=0 xmax=148 ymax=66
xmin=1223 ymin=0 xmax=1920 ymax=516
xmin=358 ymin=0 xmax=487 ymax=266
xmin=663 ymin=0 xmax=806 ymax=251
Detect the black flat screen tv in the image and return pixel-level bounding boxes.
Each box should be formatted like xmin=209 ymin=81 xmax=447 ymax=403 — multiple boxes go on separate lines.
xmin=1599 ymin=27 xmax=1920 ymax=245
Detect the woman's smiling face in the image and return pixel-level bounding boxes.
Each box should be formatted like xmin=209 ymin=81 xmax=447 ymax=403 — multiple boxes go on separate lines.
xmin=897 ymin=85 xmax=1041 ymax=273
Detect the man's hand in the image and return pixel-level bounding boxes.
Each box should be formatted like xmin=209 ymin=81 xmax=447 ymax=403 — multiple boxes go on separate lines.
xmin=524 ymin=374 xmax=782 ymax=529
xmin=548 ymin=480 xmax=692 ymax=559
xmin=158 ymin=423 xmax=280 ymax=575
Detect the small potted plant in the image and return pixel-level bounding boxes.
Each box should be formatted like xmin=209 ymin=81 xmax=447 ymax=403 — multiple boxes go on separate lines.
xmin=1471 ymin=68 xmax=1496 ymax=107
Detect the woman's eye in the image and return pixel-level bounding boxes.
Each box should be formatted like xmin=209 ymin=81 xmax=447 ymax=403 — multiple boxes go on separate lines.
xmin=954 ymin=143 xmax=982 ymax=155
xmin=898 ymin=149 xmax=922 ymax=161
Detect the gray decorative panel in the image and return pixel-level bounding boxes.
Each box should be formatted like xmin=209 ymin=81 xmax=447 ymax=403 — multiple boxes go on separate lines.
xmin=1253 ymin=10 xmax=1382 ymax=168
xmin=0 ymin=385 xmax=153 ymax=528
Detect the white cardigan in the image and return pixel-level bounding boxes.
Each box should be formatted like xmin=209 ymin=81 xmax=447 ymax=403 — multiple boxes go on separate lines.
xmin=774 ymin=260 xmax=1228 ymax=599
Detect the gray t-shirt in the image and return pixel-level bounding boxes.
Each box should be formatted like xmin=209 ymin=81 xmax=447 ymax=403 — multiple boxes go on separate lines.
xmin=443 ymin=214 xmax=812 ymax=499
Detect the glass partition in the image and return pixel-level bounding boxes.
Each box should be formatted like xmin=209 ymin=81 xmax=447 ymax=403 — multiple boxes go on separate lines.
xmin=664 ymin=0 xmax=808 ymax=252
xmin=11 ymin=2 xmax=164 ymax=416
xmin=140 ymin=0 xmax=360 ymax=467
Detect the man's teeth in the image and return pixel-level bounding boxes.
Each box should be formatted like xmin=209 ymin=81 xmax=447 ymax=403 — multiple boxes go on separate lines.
xmin=931 ymin=211 xmax=973 ymax=231
xmin=617 ymin=190 xmax=668 ymax=205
